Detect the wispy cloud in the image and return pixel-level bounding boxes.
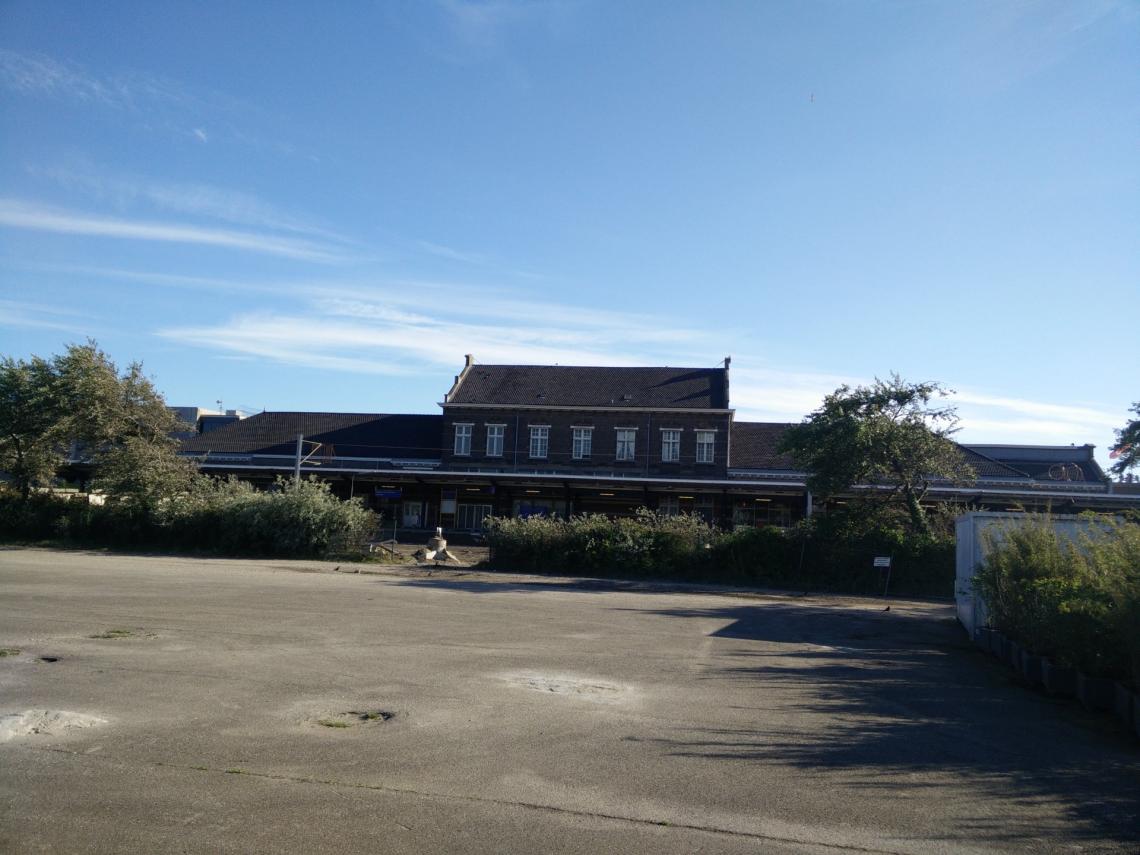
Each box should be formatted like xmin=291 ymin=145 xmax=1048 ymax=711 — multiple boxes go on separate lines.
xmin=436 ymin=0 xmax=579 ymax=49
xmin=954 ymin=390 xmax=1120 ymax=430
xmin=132 ymin=266 xmax=1128 ymax=455
xmin=0 ymin=49 xmax=308 ymax=157
xmin=0 ymin=299 xmax=92 ymax=333
xmin=417 ymin=240 xmax=488 ymax=265
xmin=158 ymin=283 xmax=717 ymax=377
xmin=0 ymin=49 xmax=118 ymax=105
xmin=0 ymin=48 xmax=206 ymax=112
xmin=0 ymin=199 xmax=350 ymax=263
xmin=729 ymin=365 xmax=1121 ymax=452
xmin=28 ymin=165 xmax=352 ymax=244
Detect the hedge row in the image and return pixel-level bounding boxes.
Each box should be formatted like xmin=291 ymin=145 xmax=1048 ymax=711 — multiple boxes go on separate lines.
xmin=484 ymin=507 xmax=955 ymax=596
xmin=972 ymin=514 xmax=1140 ymax=684
xmin=0 ymin=477 xmax=376 ymax=559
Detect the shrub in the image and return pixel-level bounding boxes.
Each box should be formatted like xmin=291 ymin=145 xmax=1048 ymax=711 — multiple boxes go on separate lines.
xmin=485 ymin=505 xmax=955 ymax=595
xmin=0 ymin=476 xmax=376 ymax=559
xmin=973 ymin=514 xmax=1140 ymax=680
xmin=485 ymin=511 xmax=716 ymax=578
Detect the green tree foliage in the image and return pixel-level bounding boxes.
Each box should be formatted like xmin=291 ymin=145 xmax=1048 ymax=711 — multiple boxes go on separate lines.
xmin=1109 ymin=401 xmax=1139 ymax=476
xmin=778 ymin=375 xmax=974 ymax=536
xmin=0 ymin=341 xmax=187 ymax=503
xmin=0 ymin=355 xmax=62 ymax=499
xmin=94 ymin=437 xmax=198 ymax=513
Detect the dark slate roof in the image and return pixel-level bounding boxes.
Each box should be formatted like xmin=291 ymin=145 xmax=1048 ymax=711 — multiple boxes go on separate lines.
xmin=179 ymin=413 xmax=442 ymax=460
xmin=961 ymin=445 xmax=1104 ymax=483
xmin=729 ymin=422 xmax=799 ymax=470
xmin=729 ymin=423 xmax=1038 ymax=481
xmin=448 ymin=365 xmax=729 ymax=409
xmin=956 ymin=447 xmax=1032 ymax=480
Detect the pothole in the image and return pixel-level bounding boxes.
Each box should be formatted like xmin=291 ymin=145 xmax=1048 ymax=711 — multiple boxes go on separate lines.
xmin=88 ymin=628 xmax=155 ymax=640
xmin=39 ymin=656 xmax=60 ymax=663
xmin=502 ymin=672 xmax=626 ymax=703
xmin=0 ymin=709 xmax=107 ymax=743
xmin=315 ymin=710 xmax=396 ymax=729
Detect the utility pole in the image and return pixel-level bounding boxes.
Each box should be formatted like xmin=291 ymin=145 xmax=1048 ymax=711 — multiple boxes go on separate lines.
xmin=293 ymin=433 xmax=303 ymax=485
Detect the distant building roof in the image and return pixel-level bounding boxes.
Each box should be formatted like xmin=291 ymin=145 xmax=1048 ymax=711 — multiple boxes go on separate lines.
xmin=727 ymin=425 xmax=1098 ymax=485
xmin=955 ymin=447 xmax=1033 ymax=480
xmin=961 ymin=444 xmax=1104 ymax=484
xmin=179 ymin=412 xmax=442 ymax=460
xmin=446 ymin=364 xmax=730 ymax=410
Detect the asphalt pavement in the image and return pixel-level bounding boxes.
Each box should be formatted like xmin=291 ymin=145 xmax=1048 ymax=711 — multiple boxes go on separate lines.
xmin=1 ymin=548 xmax=1137 ymax=853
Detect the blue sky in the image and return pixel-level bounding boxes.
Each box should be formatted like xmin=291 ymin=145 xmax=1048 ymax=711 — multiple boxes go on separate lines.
xmin=1 ymin=1 xmax=1136 ymax=466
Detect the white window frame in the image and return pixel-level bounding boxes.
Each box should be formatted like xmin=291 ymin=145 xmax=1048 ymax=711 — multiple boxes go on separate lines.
xmin=695 ymin=430 xmax=716 ymax=464
xmin=615 ymin=428 xmax=637 ymax=462
xmin=454 ymin=423 xmax=473 ymax=457
xmin=661 ymin=429 xmax=681 ymax=463
xmin=529 ymin=425 xmax=549 ymax=459
xmin=485 ymin=424 xmax=505 ymax=457
xmin=571 ymin=426 xmax=593 ymax=460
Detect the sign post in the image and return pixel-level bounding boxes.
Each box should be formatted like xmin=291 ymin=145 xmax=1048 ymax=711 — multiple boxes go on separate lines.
xmin=874 ymin=555 xmax=893 ymax=600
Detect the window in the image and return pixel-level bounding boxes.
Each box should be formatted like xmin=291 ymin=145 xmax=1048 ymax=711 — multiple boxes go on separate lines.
xmin=486 ymin=425 xmax=504 ymax=457
xmin=616 ymin=428 xmax=636 ymax=462
xmin=454 ymin=423 xmax=472 ymax=456
xmin=658 ymin=497 xmax=680 ymax=517
xmin=457 ymin=503 xmax=493 ymax=531
xmin=572 ymin=427 xmax=593 ymax=460
xmin=529 ymin=425 xmax=549 ymax=459
xmin=696 ymin=430 xmax=715 ymax=464
xmin=661 ymin=429 xmax=680 ymax=463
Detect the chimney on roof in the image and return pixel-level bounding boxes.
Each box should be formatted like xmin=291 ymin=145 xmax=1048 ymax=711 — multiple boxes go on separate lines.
xmin=723 ymin=356 xmax=731 ymax=409
xmin=465 ymin=354 xmax=474 ymax=368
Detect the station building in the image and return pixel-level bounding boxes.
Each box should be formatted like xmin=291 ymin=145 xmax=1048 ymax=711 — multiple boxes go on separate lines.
xmin=177 ymin=356 xmax=1136 ymax=533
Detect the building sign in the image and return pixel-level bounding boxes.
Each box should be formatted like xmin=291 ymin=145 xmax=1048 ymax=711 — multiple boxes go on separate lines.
xmin=440 ymin=488 xmax=457 ymax=515
xmin=374 ymin=488 xmax=402 ymax=499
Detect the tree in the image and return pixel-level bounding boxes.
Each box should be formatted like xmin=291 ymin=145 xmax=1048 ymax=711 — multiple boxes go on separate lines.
xmin=93 ymin=436 xmax=198 ymax=513
xmin=1109 ymin=402 xmax=1139 ymax=477
xmin=0 ymin=355 xmax=65 ymax=499
xmin=778 ymin=375 xmax=975 ymax=535
xmin=0 ymin=341 xmax=188 ymax=504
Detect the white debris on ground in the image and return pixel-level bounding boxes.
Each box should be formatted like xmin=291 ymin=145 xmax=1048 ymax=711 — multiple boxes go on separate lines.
xmin=500 ymin=672 xmax=630 ymax=704
xmin=414 ymin=528 xmax=461 ymax=564
xmin=0 ymin=709 xmax=107 ymax=743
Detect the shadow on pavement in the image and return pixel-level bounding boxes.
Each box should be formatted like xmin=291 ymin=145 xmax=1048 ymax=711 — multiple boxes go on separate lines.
xmin=630 ymin=602 xmax=1140 ymax=848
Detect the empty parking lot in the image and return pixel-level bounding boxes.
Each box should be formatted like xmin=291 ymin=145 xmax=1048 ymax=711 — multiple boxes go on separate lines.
xmin=1 ymin=548 xmax=1137 ymax=854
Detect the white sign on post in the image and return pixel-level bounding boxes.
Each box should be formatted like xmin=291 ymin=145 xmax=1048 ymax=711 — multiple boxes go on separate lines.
xmin=873 ymin=556 xmax=892 ymax=568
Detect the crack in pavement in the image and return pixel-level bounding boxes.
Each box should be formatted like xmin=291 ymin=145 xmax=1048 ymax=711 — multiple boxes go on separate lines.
xmin=21 ymin=744 xmax=917 ymax=854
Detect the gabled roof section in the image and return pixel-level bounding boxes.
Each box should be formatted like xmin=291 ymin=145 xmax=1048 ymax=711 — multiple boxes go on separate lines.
xmin=446 ymin=364 xmax=730 ymax=410
xmin=729 ymin=422 xmax=799 ymax=470
xmin=179 ymin=412 xmax=442 ymax=460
